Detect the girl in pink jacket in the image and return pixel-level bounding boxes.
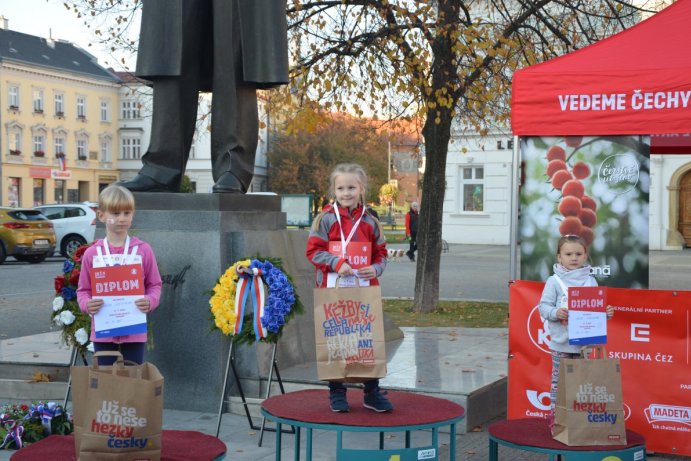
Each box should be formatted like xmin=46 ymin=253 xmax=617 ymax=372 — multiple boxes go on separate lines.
xmin=77 ymin=185 xmax=162 ymax=365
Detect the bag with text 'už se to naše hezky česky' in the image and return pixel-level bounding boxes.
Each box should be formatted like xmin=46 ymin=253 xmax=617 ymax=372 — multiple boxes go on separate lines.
xmin=71 ymin=351 xmax=164 ymax=460
xmin=553 ymin=346 xmax=627 ymax=446
xmin=313 ymin=282 xmax=387 ymax=382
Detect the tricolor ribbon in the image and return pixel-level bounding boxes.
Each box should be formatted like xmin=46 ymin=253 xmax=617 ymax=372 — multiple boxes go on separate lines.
xmin=234 ymin=266 xmax=267 ymax=341
xmin=0 ymin=415 xmax=24 ymax=449
xmin=25 ymin=401 xmax=63 ymax=435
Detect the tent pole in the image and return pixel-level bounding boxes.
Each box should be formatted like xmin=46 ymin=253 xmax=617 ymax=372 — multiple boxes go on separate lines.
xmin=509 ymin=135 xmax=521 ymax=280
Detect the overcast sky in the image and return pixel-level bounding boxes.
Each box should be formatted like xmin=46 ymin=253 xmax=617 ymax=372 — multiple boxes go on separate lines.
xmin=1 ymin=0 xmax=668 ymax=72
xmin=0 ymin=0 xmax=135 ymax=69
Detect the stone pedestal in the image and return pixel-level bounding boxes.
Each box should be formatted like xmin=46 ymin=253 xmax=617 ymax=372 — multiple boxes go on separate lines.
xmin=130 ymin=193 xmax=317 ymax=412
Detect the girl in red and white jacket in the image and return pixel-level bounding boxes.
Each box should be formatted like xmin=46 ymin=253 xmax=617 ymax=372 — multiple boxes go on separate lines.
xmin=306 ymin=163 xmax=392 ymax=413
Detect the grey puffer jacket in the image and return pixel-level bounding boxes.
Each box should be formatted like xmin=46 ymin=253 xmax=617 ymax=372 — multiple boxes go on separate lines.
xmin=538 ymin=264 xmax=597 ymax=353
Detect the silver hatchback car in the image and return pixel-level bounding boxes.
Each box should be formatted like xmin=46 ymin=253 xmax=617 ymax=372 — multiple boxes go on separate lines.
xmin=34 ymin=203 xmax=97 ymax=257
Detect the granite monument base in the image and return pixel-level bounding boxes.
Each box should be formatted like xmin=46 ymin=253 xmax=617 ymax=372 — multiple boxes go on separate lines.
xmin=127 ymin=193 xmax=401 ymax=413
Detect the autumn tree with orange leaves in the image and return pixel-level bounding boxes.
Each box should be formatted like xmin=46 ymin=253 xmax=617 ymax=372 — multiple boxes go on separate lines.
xmin=63 ymin=0 xmax=655 ymax=312
xmin=267 ymin=110 xmax=390 ymax=215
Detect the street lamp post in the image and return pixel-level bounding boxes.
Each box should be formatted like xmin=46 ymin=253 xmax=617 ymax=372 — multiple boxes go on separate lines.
xmin=387 ymin=141 xmax=393 ymax=219
xmin=387 ymin=141 xmax=391 ymax=184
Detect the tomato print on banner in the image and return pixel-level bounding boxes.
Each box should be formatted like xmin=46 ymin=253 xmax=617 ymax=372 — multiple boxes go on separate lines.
xmin=519 ymin=136 xmax=650 ymax=288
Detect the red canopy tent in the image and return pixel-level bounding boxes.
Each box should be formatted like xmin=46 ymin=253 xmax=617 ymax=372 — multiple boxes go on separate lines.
xmin=510 ymin=3 xmax=690 ymax=457
xmin=511 ymin=0 xmax=691 ymax=138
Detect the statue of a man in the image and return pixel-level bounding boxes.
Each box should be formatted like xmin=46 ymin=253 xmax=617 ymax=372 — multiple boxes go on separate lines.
xmin=119 ymin=0 xmax=289 ymax=193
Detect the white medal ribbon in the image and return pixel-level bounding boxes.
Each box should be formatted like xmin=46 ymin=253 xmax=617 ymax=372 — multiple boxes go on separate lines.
xmin=333 ymin=202 xmax=364 ymax=259
xmin=96 ymin=236 xmax=139 ymax=266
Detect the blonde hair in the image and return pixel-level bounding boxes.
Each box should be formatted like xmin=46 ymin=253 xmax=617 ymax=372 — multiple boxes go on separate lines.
xmin=328 ymin=163 xmax=369 ymax=206
xmin=99 ymin=184 xmax=136 ymax=213
xmin=312 ymin=163 xmax=383 ymax=234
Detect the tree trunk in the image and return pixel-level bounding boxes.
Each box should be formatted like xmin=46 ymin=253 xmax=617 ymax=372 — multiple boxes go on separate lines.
xmin=413 ymin=0 xmax=459 ymax=313
xmin=414 ymin=114 xmax=452 ymax=312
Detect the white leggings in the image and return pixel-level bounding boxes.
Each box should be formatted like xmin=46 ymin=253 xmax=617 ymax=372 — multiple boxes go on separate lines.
xmin=550 ymin=350 xmax=580 ymax=417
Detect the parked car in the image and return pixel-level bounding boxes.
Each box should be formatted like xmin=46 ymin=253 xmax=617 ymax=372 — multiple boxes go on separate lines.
xmin=0 ymin=207 xmax=56 ymax=264
xmin=34 ymin=203 xmax=97 ymax=257
xmin=82 ymin=201 xmax=98 ymax=213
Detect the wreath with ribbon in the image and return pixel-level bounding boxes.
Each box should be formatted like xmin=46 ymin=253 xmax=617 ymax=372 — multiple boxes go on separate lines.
xmin=209 ymin=257 xmax=303 ymax=345
xmin=52 ymin=245 xmax=92 ymax=360
xmin=0 ymin=401 xmax=72 ymax=450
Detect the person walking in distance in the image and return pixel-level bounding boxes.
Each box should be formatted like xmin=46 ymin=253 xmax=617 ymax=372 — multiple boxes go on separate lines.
xmin=405 ymin=202 xmax=419 ymax=261
xmin=119 ymin=0 xmax=289 ymax=194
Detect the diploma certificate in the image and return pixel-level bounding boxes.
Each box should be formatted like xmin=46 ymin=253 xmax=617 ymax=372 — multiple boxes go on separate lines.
xmin=91 ymin=264 xmax=146 ymax=338
xmin=568 ymin=286 xmax=608 ymax=345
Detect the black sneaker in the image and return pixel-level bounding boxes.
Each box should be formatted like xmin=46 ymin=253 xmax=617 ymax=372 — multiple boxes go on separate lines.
xmin=329 ymin=388 xmax=350 ymax=412
xmin=363 ymin=387 xmax=393 ymax=412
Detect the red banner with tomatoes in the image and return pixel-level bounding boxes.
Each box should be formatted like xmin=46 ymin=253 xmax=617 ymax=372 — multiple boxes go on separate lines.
xmin=509 ymin=280 xmax=691 ymax=456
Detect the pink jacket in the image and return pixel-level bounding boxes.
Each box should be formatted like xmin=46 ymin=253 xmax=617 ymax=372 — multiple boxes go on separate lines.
xmin=77 ymin=236 xmax=162 ymax=343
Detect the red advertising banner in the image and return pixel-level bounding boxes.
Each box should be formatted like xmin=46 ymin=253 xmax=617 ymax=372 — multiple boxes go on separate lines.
xmin=650 ymin=133 xmax=691 ymax=154
xmin=509 ymin=280 xmax=691 ymax=456
xmin=29 ymin=167 xmax=51 ymax=178
xmin=511 ymin=1 xmax=691 ymax=137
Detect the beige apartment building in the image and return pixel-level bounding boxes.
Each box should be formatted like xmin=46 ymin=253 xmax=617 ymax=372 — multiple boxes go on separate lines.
xmin=0 ymin=17 xmax=120 ymax=207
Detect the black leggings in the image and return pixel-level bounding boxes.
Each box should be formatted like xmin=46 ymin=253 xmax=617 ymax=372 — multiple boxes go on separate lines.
xmin=329 ymin=379 xmax=379 ymax=392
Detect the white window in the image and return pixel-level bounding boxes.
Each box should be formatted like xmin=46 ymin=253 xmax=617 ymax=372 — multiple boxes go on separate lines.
xmin=77 ymin=139 xmax=87 ymax=160
xmin=55 ymin=136 xmax=65 ymax=155
xmin=54 ymin=93 xmax=64 ymax=115
xmin=120 ymin=137 xmax=142 ymax=160
xmin=100 ymin=100 xmax=110 ymax=122
xmin=33 ymin=135 xmax=45 ymax=154
xmin=459 ymin=166 xmax=484 ymax=212
xmin=100 ymin=140 xmax=111 ymax=162
xmin=33 ymin=89 xmax=44 ymax=113
xmin=77 ymin=96 xmax=86 ymax=118
xmin=9 ymin=131 xmax=22 ymax=154
xmin=121 ymin=100 xmax=140 ymax=119
xmin=8 ymin=85 xmax=20 ymax=108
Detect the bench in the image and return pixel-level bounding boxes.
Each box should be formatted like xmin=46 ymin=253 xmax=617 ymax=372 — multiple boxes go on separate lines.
xmin=381 ymin=214 xmax=397 ymax=230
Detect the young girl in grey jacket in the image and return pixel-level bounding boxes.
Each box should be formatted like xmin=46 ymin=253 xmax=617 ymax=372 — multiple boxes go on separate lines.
xmin=538 ymin=235 xmax=614 ymax=433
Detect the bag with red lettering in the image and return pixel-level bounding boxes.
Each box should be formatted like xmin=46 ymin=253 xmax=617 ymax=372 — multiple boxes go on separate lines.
xmin=553 ymin=346 xmax=627 ymax=446
xmin=71 ymin=351 xmax=164 ymax=460
xmin=313 ymin=282 xmax=387 ymax=382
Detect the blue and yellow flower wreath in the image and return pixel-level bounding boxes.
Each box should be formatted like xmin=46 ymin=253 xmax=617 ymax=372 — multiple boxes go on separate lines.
xmin=209 ymin=256 xmax=303 ymax=345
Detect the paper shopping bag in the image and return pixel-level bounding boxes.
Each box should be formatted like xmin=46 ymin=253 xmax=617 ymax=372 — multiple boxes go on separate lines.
xmin=553 ymin=347 xmax=627 ymax=446
xmin=71 ymin=351 xmax=164 ymax=460
xmin=313 ymin=283 xmax=387 ymax=382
